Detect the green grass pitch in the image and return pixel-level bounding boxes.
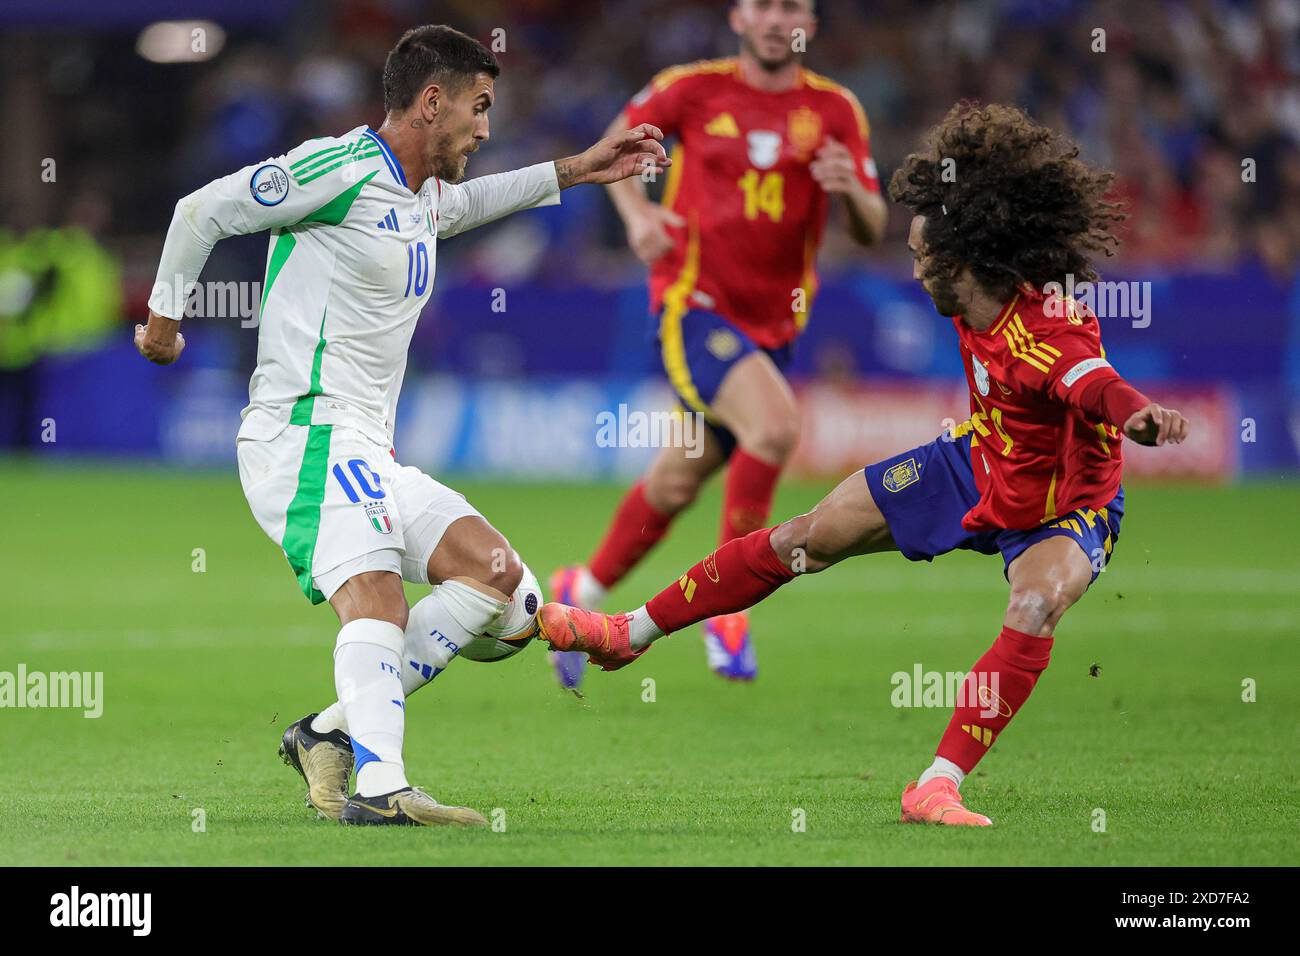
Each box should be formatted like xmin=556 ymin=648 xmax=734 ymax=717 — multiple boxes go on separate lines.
xmin=2 ymin=461 xmax=1297 ymax=865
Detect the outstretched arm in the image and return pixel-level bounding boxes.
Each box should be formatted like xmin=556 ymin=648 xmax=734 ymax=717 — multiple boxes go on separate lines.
xmin=1053 ymin=356 xmax=1190 ymax=446
xmin=138 ymin=145 xmax=365 ymax=364
xmin=554 ymin=123 xmax=670 ymax=187
xmin=437 ymin=124 xmax=671 ymax=239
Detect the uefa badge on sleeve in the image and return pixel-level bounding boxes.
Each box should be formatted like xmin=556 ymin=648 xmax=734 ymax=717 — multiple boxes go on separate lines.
xmin=250 ymin=164 xmax=290 ymax=206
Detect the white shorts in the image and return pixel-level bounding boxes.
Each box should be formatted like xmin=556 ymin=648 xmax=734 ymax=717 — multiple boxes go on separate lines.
xmin=237 ymin=425 xmax=482 ymax=604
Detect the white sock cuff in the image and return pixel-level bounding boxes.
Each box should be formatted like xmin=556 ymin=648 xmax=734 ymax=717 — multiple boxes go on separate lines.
xmin=438 ymin=579 xmax=509 ymax=634
xmin=334 ymin=618 xmax=405 ymax=658
xmin=576 ymin=566 xmax=608 ymax=609
xmin=919 ymin=756 xmax=966 ymax=788
xmin=628 ymin=605 xmax=664 ymax=649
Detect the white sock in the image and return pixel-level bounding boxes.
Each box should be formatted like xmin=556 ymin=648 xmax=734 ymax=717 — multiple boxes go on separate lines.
xmin=482 ymin=561 xmax=542 ymax=640
xmin=918 ymin=756 xmax=966 ymax=789
xmin=311 ymin=703 xmax=347 ymax=736
xmin=574 ymin=567 xmax=607 ymax=610
xmin=313 ymin=583 xmax=508 ymax=738
xmin=401 ymin=582 xmax=504 ymax=696
xmin=436 ymin=578 xmax=510 ymax=634
xmin=627 ymin=605 xmax=665 ymax=651
xmin=334 ymin=618 xmax=408 ymax=797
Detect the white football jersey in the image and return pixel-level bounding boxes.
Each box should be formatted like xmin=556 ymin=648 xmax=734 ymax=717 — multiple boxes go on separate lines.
xmin=149 ymin=125 xmax=560 ymax=446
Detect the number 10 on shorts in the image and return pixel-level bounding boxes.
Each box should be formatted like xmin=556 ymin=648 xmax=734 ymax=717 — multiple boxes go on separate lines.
xmin=333 ymin=458 xmax=386 ymax=502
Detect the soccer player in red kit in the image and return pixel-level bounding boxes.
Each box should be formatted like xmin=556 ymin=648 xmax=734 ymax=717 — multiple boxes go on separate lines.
xmin=550 ymin=0 xmax=887 ymax=688
xmin=537 ymin=104 xmax=1190 ymax=825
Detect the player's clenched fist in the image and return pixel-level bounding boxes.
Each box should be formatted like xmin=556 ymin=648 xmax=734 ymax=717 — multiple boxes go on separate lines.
xmin=626 ymin=203 xmax=685 ymax=265
xmin=135 ymin=313 xmax=186 ymax=365
xmin=1123 ymin=403 xmax=1189 ymax=446
xmin=810 ymin=137 xmax=860 ymax=195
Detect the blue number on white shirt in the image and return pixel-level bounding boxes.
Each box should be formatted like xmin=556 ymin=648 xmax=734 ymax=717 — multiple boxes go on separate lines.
xmin=404 ymin=241 xmax=429 ymax=298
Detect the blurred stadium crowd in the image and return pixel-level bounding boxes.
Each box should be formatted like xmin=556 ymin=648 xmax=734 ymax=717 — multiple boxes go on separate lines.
xmin=0 ymin=0 xmax=1297 ymax=470
xmin=4 ymin=0 xmax=1298 ymax=288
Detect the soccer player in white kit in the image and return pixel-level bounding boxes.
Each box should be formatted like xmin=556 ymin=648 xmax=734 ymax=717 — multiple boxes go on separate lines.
xmin=135 ymin=25 xmax=670 ymax=826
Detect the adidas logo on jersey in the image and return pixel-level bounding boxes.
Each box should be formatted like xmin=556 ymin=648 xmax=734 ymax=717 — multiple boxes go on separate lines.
xmin=376 ymin=208 xmax=400 ymax=231
xmin=704 ymin=112 xmax=740 ymax=138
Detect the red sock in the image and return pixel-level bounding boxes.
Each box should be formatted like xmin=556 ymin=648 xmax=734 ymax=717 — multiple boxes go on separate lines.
xmin=935 ymin=625 xmax=1054 ymax=773
xmin=720 ymin=448 xmax=783 ymax=544
xmin=587 ymin=481 xmax=674 ymax=589
xmin=645 ymin=527 xmax=795 ymax=634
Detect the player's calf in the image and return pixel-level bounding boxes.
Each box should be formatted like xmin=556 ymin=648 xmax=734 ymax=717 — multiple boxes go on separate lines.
xmin=427 ymin=515 xmax=523 ymax=598
xmin=768 ymin=469 xmax=896 ymax=574
xmin=910 ymin=539 xmax=1091 ymax=797
xmin=768 ymin=512 xmax=829 ymax=573
xmin=301 ymin=562 xmax=541 ymax=746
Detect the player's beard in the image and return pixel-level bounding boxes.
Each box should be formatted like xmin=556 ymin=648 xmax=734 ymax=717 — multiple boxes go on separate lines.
xmin=430 ymin=128 xmax=471 ymax=183
xmin=742 ymin=32 xmax=798 ymax=72
xmin=926 ymin=276 xmax=964 ymax=317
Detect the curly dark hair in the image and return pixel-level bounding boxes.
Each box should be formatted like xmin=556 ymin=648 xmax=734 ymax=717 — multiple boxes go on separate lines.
xmin=888 ymin=102 xmax=1125 ymax=301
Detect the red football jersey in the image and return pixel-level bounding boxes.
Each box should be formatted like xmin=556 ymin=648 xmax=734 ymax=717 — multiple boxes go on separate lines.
xmin=953 ymin=286 xmax=1129 ymax=531
xmin=623 ymin=58 xmax=880 ymax=349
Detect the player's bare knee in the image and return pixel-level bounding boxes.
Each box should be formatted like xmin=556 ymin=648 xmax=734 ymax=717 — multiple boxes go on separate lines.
xmin=743 ymin=415 xmax=800 ymax=464
xmin=1006 ymin=583 xmax=1071 ymax=634
xmin=480 ymin=545 xmax=523 ymax=597
xmin=651 ymin=473 xmax=702 ymax=514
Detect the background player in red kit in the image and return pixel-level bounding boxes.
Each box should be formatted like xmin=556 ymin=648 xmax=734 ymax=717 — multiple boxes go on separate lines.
xmin=538 ymin=103 xmax=1190 ymax=826
xmin=550 ymin=0 xmax=887 ymax=687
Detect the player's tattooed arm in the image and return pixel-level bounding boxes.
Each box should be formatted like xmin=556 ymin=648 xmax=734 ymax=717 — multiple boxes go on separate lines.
xmin=554 ymin=124 xmax=671 ymax=189
xmin=553 ymin=156 xmax=581 ymax=190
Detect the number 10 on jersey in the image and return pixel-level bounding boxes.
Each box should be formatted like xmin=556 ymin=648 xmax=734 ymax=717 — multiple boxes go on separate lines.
xmin=404 ymin=241 xmax=429 ymax=297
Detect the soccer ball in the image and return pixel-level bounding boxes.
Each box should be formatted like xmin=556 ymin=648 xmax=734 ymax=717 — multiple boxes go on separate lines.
xmin=459 ymin=562 xmax=542 ymax=663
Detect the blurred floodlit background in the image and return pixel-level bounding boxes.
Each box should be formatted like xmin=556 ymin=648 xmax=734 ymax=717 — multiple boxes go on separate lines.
xmin=0 ymin=0 xmax=1296 ymax=480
